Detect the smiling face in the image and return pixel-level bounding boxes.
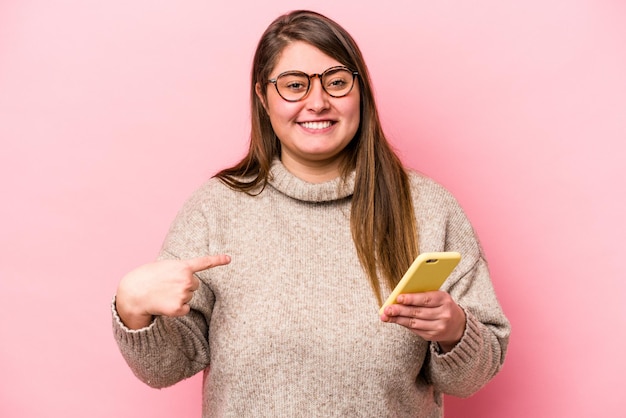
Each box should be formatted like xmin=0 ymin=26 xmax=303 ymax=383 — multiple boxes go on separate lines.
xmin=256 ymin=41 xmax=361 ymax=182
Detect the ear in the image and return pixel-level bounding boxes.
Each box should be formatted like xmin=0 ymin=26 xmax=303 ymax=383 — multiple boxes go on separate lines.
xmin=255 ymin=82 xmax=269 ymax=113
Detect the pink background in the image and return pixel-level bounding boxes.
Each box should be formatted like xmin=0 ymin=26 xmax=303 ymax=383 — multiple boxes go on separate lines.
xmin=1 ymin=1 xmax=625 ymax=417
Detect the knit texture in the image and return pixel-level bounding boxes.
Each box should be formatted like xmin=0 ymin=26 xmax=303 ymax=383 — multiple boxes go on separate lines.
xmin=112 ymin=160 xmax=510 ymax=417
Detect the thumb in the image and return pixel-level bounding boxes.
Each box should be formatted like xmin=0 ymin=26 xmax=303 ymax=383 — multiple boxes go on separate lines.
xmin=185 ymin=254 xmax=231 ymax=273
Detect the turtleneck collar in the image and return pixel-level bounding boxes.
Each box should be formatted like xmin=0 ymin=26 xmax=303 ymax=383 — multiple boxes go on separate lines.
xmin=267 ymin=159 xmax=355 ymax=203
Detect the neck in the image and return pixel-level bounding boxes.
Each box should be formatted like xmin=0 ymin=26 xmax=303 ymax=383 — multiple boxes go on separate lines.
xmin=280 ymin=153 xmax=345 ymax=183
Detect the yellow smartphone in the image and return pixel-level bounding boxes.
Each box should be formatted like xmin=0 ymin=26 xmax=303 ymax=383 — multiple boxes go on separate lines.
xmin=379 ymin=252 xmax=461 ymax=315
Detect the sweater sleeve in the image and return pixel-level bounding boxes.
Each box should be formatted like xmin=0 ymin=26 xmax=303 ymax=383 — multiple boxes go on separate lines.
xmin=425 ymin=258 xmax=510 ymax=397
xmin=111 ymin=185 xmax=217 ymax=388
xmin=111 ymin=286 xmax=213 ymax=388
xmin=414 ymin=175 xmax=511 ymax=397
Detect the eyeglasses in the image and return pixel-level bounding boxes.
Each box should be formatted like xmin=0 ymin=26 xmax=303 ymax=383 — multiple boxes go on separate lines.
xmin=268 ymin=66 xmax=359 ymax=102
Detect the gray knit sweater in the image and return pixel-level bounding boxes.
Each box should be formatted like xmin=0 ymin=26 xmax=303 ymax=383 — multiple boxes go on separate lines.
xmin=112 ymin=160 xmax=510 ymax=417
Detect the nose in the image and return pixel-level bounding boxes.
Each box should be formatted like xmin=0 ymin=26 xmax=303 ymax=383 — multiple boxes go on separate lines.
xmin=305 ymin=76 xmax=330 ymax=112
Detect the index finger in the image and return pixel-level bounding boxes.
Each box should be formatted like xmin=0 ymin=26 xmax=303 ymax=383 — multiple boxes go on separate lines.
xmin=397 ymin=291 xmax=443 ymax=307
xmin=185 ymin=254 xmax=231 ymax=273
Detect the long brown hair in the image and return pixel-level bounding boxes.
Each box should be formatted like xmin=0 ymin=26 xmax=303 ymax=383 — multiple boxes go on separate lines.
xmin=216 ymin=10 xmax=418 ymax=305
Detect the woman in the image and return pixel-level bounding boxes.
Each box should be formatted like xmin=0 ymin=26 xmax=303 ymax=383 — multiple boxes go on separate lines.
xmin=113 ymin=10 xmax=510 ymax=417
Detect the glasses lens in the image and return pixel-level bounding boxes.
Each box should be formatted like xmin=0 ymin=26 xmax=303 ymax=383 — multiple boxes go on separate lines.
xmin=276 ymin=72 xmax=310 ymax=101
xmin=321 ymin=68 xmax=354 ymax=97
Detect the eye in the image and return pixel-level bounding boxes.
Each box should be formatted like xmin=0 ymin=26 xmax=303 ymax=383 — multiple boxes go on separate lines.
xmin=323 ymin=69 xmax=352 ymax=91
xmin=326 ymin=78 xmax=348 ymax=89
xmin=285 ymin=81 xmax=307 ymax=91
xmin=277 ymin=73 xmax=309 ymax=92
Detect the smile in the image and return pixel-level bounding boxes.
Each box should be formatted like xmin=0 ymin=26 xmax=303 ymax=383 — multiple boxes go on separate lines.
xmin=299 ymin=121 xmax=334 ymax=130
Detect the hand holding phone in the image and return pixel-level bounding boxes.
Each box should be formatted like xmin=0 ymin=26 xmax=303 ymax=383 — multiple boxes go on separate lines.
xmin=379 ymin=252 xmax=461 ymax=315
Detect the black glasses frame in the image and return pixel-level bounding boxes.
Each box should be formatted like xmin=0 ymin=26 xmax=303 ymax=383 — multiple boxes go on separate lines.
xmin=267 ymin=66 xmax=359 ymax=102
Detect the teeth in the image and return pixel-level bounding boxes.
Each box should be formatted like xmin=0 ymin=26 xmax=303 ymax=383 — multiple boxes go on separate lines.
xmin=300 ymin=121 xmax=332 ymax=130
